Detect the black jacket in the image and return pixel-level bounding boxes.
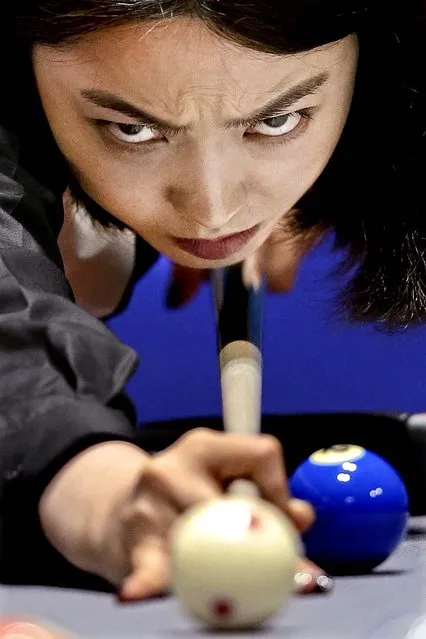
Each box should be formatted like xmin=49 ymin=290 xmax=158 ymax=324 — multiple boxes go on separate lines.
xmin=0 ymin=115 xmax=159 ymax=588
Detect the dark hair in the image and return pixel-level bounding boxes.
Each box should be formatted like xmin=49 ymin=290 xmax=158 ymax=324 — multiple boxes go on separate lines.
xmin=1 ymin=1 xmax=425 ymax=328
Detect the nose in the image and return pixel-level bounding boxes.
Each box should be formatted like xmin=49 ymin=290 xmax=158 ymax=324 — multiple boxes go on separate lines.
xmin=166 ymin=143 xmax=246 ymax=231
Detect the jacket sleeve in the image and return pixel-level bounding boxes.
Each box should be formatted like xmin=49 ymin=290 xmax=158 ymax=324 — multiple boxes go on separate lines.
xmin=0 ymin=124 xmax=141 ymax=584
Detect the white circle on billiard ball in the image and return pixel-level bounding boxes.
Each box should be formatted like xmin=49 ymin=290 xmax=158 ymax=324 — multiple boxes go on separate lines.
xmin=170 ymin=495 xmax=301 ymax=630
xmin=310 ymin=445 xmax=365 ymax=465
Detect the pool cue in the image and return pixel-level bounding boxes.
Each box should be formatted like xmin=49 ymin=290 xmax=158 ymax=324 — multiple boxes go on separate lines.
xmin=211 ymin=262 xmax=264 ymax=497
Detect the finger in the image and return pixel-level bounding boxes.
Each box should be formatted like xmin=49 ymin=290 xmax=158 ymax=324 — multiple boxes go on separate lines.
xmin=287 ymin=498 xmax=316 ymax=533
xmin=137 ymin=458 xmax=219 ymax=511
xmin=118 ymin=536 xmax=170 ymax=602
xmin=260 ymin=225 xmax=321 ymax=293
xmin=242 ymin=253 xmax=262 ymax=290
xmin=151 ymin=457 xmax=219 ymax=511
xmin=179 ymin=429 xmax=289 ymax=512
xmin=161 ymin=441 xmax=315 ymax=529
xmin=166 ymin=264 xmax=208 ymax=308
xmin=294 ymin=557 xmax=334 ymax=595
xmin=124 ymin=469 xmax=178 ymax=536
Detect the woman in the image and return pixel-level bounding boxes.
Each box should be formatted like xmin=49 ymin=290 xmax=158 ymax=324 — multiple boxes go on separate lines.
xmin=0 ymin=0 xmax=422 ymax=602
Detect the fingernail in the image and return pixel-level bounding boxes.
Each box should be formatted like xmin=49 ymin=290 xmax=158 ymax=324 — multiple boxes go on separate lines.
xmin=294 ymin=570 xmax=334 ymax=595
xmin=314 ymin=573 xmax=334 ymax=594
xmin=165 ymin=284 xmax=181 ymax=309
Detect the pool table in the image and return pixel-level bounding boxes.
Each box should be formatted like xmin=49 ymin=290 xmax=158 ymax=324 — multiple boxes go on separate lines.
xmin=1 ymin=517 xmax=425 ymax=639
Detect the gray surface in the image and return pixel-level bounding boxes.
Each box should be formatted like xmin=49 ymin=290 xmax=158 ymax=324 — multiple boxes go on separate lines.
xmin=1 ymin=519 xmax=426 ymax=638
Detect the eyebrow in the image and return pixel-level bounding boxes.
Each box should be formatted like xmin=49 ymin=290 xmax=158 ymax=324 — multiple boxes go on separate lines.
xmin=80 ymin=72 xmax=329 ymax=131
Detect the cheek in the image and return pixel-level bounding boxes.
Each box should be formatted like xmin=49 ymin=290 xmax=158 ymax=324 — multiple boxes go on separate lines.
xmin=276 ymin=115 xmax=347 ymax=190
xmin=37 ymin=104 xmax=167 ymax=230
xmin=72 ymin=146 xmax=328 ymax=236
xmin=59 ymin=111 xmax=347 ymax=235
xmin=69 ymin=147 xmax=171 ymax=230
xmin=247 ymin=108 xmax=349 ymax=210
xmin=250 ymin=145 xmax=332 ymax=210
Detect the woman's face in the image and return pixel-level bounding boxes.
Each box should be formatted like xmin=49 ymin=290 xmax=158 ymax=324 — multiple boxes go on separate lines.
xmin=33 ymin=19 xmax=358 ymax=268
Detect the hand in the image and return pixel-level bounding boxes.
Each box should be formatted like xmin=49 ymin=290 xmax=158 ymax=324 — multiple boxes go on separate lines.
xmin=165 ymin=223 xmax=321 ymax=308
xmin=39 ymin=429 xmax=323 ymax=602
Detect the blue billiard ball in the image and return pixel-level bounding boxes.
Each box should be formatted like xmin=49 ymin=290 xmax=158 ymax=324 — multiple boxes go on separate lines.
xmin=289 ymin=445 xmax=409 ymax=575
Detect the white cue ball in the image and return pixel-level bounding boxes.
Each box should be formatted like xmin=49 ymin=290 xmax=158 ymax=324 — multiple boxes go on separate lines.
xmin=170 ymin=494 xmax=301 ymax=630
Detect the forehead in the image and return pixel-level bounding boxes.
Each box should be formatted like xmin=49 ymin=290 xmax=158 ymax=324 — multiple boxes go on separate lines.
xmin=34 ymin=18 xmax=356 ymax=114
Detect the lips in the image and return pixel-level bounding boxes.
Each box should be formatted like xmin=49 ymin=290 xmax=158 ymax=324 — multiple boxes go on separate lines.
xmin=175 ymin=226 xmax=258 ymax=260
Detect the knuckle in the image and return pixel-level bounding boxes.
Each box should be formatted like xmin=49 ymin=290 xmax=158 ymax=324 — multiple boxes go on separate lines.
xmin=131 ymin=465 xmax=165 ymax=498
xmin=120 ymin=498 xmax=151 ymax=529
xmin=120 ymin=500 xmax=150 ymax=539
xmin=268 ymin=475 xmax=288 ymax=496
xmin=180 ymin=427 xmax=218 ymax=449
xmin=142 ymin=464 xmax=168 ymax=488
xmin=256 ymin=434 xmax=283 ymax=459
xmin=120 ymin=469 xmax=168 ymax=529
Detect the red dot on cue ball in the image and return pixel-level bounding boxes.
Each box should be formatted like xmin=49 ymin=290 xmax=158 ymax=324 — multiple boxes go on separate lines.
xmin=248 ymin=513 xmax=262 ymax=531
xmin=211 ymin=598 xmax=235 ymax=618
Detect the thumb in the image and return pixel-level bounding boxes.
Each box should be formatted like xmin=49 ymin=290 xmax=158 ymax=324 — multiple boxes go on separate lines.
xmin=118 ymin=537 xmax=170 ymax=602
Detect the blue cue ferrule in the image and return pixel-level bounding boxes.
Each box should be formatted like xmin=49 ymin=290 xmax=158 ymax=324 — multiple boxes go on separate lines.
xmin=211 ymin=262 xmax=264 ymax=352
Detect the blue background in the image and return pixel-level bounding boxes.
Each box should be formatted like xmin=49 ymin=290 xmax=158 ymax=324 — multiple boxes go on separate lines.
xmin=108 ymin=237 xmax=426 ymax=423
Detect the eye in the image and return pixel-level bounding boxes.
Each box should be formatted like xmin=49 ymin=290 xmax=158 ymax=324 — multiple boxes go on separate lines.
xmin=107 ymin=123 xmax=163 ymax=144
xmin=247 ymin=112 xmax=302 ymax=137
